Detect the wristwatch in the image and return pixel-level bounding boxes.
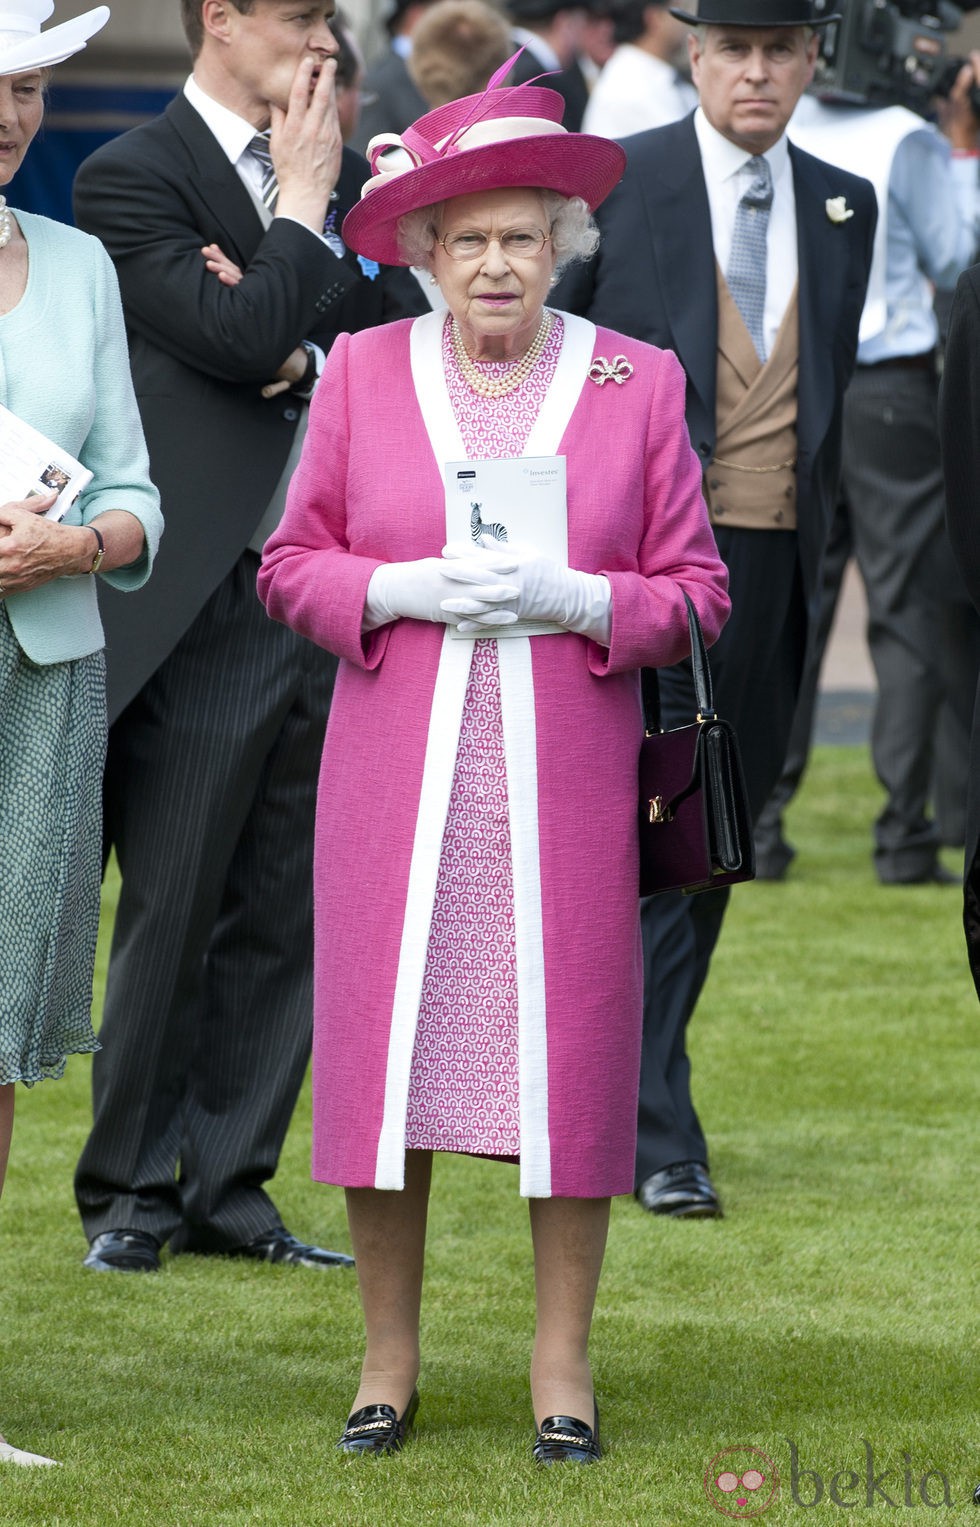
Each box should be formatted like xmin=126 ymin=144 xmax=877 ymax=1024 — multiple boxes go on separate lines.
xmin=293 ymin=341 xmax=319 ymax=397
xmin=86 ymin=525 xmax=105 ymax=574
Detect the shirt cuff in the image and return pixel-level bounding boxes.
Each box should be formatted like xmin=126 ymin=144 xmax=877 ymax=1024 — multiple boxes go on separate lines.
xmin=274 ymin=213 xmax=339 ymax=252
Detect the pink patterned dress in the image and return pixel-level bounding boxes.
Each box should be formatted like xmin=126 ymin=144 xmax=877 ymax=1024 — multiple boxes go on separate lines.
xmin=404 ymin=312 xmax=564 ymax=1157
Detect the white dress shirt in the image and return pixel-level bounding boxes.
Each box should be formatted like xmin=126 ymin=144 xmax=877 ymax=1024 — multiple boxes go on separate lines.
xmin=694 ymin=106 xmax=798 ymax=358
xmin=583 ymin=46 xmax=697 ymax=138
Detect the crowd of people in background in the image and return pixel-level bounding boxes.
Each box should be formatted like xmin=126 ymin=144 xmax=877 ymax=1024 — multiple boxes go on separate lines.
xmin=2 ymin=0 xmax=980 ymax=1474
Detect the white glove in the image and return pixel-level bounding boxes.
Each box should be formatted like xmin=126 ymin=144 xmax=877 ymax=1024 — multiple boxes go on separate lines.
xmin=443 ymin=540 xmax=611 ymax=642
xmin=437 ymin=540 xmax=519 ymax=628
xmin=365 ymin=554 xmax=517 ymax=630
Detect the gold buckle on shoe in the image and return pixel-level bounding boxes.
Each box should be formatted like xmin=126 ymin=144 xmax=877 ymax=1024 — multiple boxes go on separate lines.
xmin=343 ymin=1419 xmax=392 ymax=1437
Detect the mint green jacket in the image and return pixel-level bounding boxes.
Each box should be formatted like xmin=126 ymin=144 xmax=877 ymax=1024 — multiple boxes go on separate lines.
xmin=1 ymin=211 xmax=162 ymax=664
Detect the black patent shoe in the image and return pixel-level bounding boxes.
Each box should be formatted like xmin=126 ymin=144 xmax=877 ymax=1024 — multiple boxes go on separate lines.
xmin=229 ymin=1228 xmax=354 ymax=1269
xmin=635 ymin=1161 xmax=722 ymax=1219
xmin=336 ymin=1390 xmax=419 ymax=1455
xmin=83 ymin=1229 xmax=160 ymax=1272
xmin=533 ymin=1405 xmax=601 ymax=1465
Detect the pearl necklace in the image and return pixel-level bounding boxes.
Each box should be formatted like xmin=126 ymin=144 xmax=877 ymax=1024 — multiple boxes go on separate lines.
xmin=451 ymin=310 xmax=554 ymax=399
xmin=0 ymin=197 xmax=12 ymax=251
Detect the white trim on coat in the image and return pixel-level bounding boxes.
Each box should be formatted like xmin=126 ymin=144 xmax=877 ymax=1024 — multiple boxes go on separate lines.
xmin=374 ymin=308 xmax=596 ymax=1195
xmin=497 ymin=637 xmax=551 ymax=1196
xmin=374 ymin=629 xmax=474 ymax=1189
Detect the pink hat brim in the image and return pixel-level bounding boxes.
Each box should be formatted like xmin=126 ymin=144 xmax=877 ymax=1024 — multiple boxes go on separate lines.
xmin=342 ymin=133 xmax=626 ymax=267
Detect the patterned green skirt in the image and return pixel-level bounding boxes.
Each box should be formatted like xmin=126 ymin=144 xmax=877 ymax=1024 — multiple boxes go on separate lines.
xmin=0 ymin=603 xmax=105 ymax=1086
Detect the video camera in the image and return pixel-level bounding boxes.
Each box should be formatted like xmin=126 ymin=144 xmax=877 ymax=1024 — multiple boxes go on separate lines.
xmin=809 ymin=0 xmax=980 ymax=113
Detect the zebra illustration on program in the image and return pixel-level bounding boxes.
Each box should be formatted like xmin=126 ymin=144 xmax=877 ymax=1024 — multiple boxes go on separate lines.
xmin=470 ymin=502 xmax=509 ymax=544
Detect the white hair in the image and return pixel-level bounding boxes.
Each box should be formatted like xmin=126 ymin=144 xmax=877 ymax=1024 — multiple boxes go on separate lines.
xmin=396 ymin=190 xmax=599 ymax=273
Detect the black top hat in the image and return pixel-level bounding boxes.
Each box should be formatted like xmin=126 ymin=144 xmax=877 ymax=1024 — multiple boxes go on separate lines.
xmin=669 ymin=0 xmax=838 ymax=25
xmin=381 ymin=0 xmax=440 ymax=33
xmin=509 ymin=0 xmax=589 ymax=19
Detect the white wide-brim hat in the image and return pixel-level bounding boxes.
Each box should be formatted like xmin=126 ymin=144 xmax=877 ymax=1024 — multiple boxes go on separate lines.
xmin=0 ymin=1 xmax=110 ymax=77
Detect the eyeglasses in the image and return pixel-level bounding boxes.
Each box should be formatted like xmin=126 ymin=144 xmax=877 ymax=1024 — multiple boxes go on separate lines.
xmin=438 ymin=227 xmax=553 ymax=262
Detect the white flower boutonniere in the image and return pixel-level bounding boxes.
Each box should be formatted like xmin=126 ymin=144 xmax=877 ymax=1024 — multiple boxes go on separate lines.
xmin=826 ymin=196 xmax=854 ymax=224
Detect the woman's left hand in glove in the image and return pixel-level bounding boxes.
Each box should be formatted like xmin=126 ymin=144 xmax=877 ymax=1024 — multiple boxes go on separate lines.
xmin=441 ymin=540 xmax=611 ymax=640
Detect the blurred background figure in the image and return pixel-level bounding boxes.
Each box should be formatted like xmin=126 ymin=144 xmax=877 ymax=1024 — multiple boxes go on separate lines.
xmin=507 ymin=0 xmax=590 ymax=129
xmin=583 ymin=0 xmax=695 ymax=136
xmin=408 ymin=0 xmax=512 ymax=105
xmin=578 ymin=0 xmax=617 ymax=90
xmin=332 ymin=9 xmax=368 ymax=143
xmin=352 ymin=0 xmax=438 ymax=152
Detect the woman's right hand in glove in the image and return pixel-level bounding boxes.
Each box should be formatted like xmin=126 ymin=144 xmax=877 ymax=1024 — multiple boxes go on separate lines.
xmin=366 ymin=554 xmax=517 ymax=627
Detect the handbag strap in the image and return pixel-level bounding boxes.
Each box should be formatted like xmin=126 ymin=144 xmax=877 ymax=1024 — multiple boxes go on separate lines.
xmin=641 ymin=592 xmax=716 ymax=733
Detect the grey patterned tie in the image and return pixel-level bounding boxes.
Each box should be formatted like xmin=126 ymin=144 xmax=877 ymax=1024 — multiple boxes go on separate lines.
xmin=248 ymin=131 xmax=346 ymax=258
xmin=726 ymin=155 xmax=773 ymax=362
xmin=248 ymin=131 xmax=279 ymax=213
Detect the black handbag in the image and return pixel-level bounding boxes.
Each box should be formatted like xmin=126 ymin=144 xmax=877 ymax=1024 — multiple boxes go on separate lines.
xmin=638 ymin=594 xmax=755 ymax=897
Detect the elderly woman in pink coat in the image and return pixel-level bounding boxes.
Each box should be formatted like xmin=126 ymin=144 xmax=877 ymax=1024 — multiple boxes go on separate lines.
xmin=258 ymin=60 xmax=729 ymax=1466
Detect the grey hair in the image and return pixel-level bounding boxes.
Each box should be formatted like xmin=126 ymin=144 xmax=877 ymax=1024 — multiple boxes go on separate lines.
xmin=396 ymin=191 xmax=599 ymax=274
xmin=693 ymin=21 xmax=814 ymax=45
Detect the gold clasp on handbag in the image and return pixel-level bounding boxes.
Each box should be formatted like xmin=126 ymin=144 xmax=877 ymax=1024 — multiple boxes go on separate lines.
xmin=648 ymin=795 xmax=674 ymax=825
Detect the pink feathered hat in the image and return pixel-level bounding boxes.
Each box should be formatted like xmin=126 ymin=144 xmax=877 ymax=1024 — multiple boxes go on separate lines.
xmin=341 ymin=52 xmax=626 ymax=267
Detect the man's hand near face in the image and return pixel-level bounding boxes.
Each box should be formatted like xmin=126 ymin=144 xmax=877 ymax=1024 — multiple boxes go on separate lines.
xmin=938 ymin=49 xmax=980 ymax=153
xmin=270 ymin=52 xmax=344 ymax=233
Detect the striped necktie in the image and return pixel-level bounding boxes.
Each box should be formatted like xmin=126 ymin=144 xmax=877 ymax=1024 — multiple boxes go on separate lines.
xmin=248 ymin=132 xmax=279 ymax=213
xmin=726 ymin=154 xmax=773 ymax=362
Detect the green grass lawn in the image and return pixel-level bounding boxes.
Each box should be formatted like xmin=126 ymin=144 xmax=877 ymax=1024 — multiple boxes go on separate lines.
xmin=2 ymin=746 xmax=978 ymax=1526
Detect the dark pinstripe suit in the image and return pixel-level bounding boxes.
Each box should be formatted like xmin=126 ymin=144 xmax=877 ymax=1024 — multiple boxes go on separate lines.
xmin=72 ymin=94 xmax=425 ymax=1252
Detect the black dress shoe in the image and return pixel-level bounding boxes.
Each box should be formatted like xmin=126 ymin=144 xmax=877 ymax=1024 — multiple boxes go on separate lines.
xmin=83 ymin=1229 xmax=161 ymax=1272
xmin=636 ymin=1161 xmax=723 ymax=1219
xmin=879 ymin=863 xmax=958 ymax=886
xmin=229 ymin=1227 xmax=354 ymax=1268
xmin=533 ymin=1406 xmax=601 ymax=1466
xmin=753 ymin=838 xmax=796 ymax=882
xmin=337 ymin=1390 xmax=419 ymax=1455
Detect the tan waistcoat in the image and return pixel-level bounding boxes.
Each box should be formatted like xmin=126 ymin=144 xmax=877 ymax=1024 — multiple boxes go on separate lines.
xmin=702 ymin=266 xmax=800 ymax=531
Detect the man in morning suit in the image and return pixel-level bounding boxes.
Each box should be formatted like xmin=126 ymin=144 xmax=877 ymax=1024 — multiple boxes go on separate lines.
xmin=73 ymin=0 xmax=426 ymax=1273
xmin=555 ymin=0 xmax=875 ymax=1217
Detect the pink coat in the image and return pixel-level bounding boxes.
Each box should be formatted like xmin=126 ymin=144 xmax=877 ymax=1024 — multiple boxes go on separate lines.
xmin=258 ymin=312 xmax=729 ymax=1198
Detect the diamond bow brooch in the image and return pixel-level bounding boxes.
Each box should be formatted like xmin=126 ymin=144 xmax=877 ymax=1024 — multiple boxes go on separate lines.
xmin=589 ymin=355 xmax=635 ymax=387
